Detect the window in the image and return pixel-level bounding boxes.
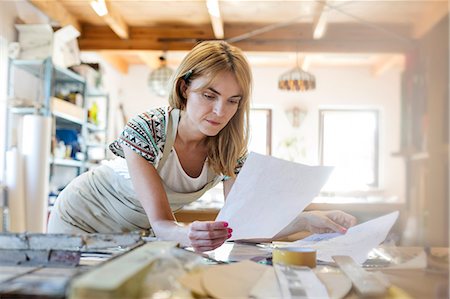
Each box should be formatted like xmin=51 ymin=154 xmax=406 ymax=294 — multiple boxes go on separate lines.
xmin=319 ymin=109 xmax=379 ymax=192
xmin=248 ymin=108 xmax=272 ymax=155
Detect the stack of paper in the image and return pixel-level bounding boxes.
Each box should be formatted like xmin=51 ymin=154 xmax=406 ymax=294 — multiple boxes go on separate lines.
xmin=276 ymin=211 xmax=400 ymax=264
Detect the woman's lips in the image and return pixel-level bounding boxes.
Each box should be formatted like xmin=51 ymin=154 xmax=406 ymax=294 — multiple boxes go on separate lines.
xmin=206 ymin=119 xmax=221 ymax=126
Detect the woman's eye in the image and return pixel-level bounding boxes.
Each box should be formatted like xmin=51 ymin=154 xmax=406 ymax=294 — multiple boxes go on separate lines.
xmin=203 ymin=93 xmax=216 ymax=100
xmin=229 ymin=98 xmax=241 ymax=104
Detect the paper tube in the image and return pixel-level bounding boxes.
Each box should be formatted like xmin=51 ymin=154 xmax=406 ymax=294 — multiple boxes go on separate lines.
xmin=21 ymin=114 xmax=52 ymax=233
xmin=5 ymin=148 xmax=27 ymax=232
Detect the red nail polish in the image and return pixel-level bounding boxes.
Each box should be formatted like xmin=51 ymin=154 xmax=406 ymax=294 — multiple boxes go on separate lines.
xmin=228 ymin=228 xmax=233 ymax=233
xmin=223 ymin=222 xmax=229 ymax=227
xmin=228 ymin=233 xmax=232 ymax=238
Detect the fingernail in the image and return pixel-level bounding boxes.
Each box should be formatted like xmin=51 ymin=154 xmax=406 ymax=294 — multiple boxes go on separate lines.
xmin=228 ymin=228 xmax=233 ymax=233
xmin=223 ymin=222 xmax=229 ymax=227
xmin=341 ymin=227 xmax=347 ymax=233
xmin=228 ymin=233 xmax=232 ymax=238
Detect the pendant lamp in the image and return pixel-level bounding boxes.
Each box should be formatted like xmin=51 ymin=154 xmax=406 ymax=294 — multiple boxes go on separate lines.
xmin=148 ymin=55 xmax=174 ymax=97
xmin=278 ymin=54 xmax=316 ymax=92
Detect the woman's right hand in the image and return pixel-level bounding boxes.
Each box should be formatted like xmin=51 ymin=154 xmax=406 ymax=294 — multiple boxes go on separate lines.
xmin=188 ymin=221 xmax=232 ymax=252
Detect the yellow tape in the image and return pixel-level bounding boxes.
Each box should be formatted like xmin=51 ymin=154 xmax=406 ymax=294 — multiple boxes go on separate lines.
xmin=272 ymin=247 xmax=317 ymax=268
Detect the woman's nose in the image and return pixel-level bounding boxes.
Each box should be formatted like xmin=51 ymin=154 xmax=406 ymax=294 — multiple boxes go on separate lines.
xmin=213 ymin=100 xmax=225 ymax=116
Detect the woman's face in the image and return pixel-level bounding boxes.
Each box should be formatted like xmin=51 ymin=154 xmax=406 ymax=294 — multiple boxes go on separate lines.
xmin=183 ymin=71 xmax=242 ymax=137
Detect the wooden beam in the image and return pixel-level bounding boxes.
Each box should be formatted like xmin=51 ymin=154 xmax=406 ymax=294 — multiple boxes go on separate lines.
xmin=312 ymin=0 xmax=328 ymax=39
xmin=103 ymin=0 xmax=130 ymax=39
xmin=412 ymin=1 xmax=449 ymax=39
xmin=29 ymin=0 xmax=81 ymax=33
xmin=372 ymin=55 xmax=404 ymax=77
xmin=99 ymin=51 xmax=129 ymax=74
xmin=206 ymin=0 xmax=224 ymax=39
xmin=79 ymin=23 xmax=414 ymax=53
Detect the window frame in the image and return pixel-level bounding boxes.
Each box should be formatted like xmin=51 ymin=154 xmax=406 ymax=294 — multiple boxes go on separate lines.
xmin=249 ymin=108 xmax=272 ymax=156
xmin=318 ymin=108 xmax=380 ymax=190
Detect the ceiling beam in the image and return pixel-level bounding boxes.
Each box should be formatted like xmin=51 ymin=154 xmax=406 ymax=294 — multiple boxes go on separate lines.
xmin=372 ymin=55 xmax=404 ymax=77
xmin=103 ymin=0 xmax=129 ymax=39
xmin=412 ymin=1 xmax=449 ymax=39
xmin=312 ymin=0 xmax=328 ymax=39
xmin=79 ymin=23 xmax=414 ymax=53
xmin=206 ymin=0 xmax=224 ymax=39
xmin=99 ymin=51 xmax=129 ymax=74
xmin=29 ymin=0 xmax=81 ymax=32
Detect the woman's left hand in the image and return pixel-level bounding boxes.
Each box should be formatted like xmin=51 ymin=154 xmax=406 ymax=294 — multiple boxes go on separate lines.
xmin=300 ymin=210 xmax=357 ymax=234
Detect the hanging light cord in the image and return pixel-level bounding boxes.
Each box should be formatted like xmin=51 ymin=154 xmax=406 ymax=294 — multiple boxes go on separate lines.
xmin=226 ymin=0 xmax=413 ymax=45
xmin=320 ymin=0 xmax=414 ymax=45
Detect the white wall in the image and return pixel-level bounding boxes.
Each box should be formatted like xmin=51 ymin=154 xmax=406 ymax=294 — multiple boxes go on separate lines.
xmin=119 ymin=64 xmax=170 ymax=118
xmin=116 ymin=63 xmax=404 ymax=202
xmin=252 ymin=65 xmax=404 ymax=201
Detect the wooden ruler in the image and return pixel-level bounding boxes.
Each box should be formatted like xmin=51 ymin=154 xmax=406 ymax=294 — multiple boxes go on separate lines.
xmin=332 ymin=255 xmax=388 ymax=297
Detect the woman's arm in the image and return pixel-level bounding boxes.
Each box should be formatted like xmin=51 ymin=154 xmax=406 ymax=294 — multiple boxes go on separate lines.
xmin=123 ymin=146 xmax=230 ymax=251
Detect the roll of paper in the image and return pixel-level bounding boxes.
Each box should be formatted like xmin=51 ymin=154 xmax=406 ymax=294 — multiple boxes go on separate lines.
xmin=21 ymin=114 xmax=52 ymax=233
xmin=5 ymin=148 xmax=27 ymax=232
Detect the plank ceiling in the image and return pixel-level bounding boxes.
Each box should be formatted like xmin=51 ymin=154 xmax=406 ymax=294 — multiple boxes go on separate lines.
xmin=28 ymin=0 xmax=449 ymax=73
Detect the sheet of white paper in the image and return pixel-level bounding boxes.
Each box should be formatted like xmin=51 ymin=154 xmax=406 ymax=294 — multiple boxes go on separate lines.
xmin=280 ymin=211 xmax=399 ymax=264
xmin=216 ymin=152 xmax=333 ymax=240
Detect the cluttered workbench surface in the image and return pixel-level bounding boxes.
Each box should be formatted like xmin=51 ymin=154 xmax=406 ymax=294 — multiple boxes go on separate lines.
xmin=0 ymin=233 xmax=448 ymax=299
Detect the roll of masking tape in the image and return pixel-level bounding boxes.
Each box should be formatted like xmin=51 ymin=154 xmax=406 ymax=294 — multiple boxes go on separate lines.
xmin=272 ymin=247 xmax=317 ymax=268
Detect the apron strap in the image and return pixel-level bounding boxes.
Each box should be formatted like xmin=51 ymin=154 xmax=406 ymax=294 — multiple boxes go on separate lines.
xmin=157 ymin=108 xmax=180 ymax=171
xmin=157 ymin=107 xmax=220 ymax=185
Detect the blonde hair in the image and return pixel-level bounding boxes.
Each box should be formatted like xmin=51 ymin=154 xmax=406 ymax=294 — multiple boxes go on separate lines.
xmin=168 ymin=41 xmax=252 ymax=177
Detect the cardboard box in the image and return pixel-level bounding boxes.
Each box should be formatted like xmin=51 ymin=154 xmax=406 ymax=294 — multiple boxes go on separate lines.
xmin=52 ymin=97 xmax=84 ymax=122
xmin=71 ymin=64 xmax=100 ymax=91
xmin=15 ymin=24 xmax=81 ymax=68
xmin=15 ymin=24 xmax=53 ymax=60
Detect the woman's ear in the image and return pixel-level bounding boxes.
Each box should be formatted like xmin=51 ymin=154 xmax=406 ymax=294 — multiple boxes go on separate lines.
xmin=180 ymin=79 xmax=188 ymax=99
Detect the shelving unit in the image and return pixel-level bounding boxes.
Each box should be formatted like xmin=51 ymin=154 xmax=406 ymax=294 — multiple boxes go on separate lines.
xmin=5 ymin=57 xmax=109 ymax=201
xmin=84 ymin=92 xmax=110 ymax=165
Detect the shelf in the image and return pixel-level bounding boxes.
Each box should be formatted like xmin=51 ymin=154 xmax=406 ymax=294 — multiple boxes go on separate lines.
xmin=52 ymin=97 xmax=84 ymax=125
xmin=9 ymin=106 xmax=46 ymax=115
xmin=86 ymin=143 xmax=107 ymax=148
xmin=12 ymin=59 xmax=86 ymax=84
xmin=7 ymin=58 xmax=110 ymax=198
xmin=11 ymin=60 xmax=45 ymax=78
xmin=51 ymin=157 xmax=84 ymax=168
xmin=54 ymin=112 xmax=84 ymax=127
xmin=55 ymin=65 xmax=86 ymax=83
xmin=85 ymin=122 xmax=106 ymax=132
xmin=86 ymin=89 xmax=108 ymax=97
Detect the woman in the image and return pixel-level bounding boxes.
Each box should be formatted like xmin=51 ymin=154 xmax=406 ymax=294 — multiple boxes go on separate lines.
xmin=48 ymin=41 xmax=356 ymax=252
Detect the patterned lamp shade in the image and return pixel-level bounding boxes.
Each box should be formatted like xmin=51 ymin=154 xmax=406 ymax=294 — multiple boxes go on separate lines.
xmin=278 ymin=66 xmax=316 ymax=91
xmin=148 ymin=56 xmax=174 ymax=97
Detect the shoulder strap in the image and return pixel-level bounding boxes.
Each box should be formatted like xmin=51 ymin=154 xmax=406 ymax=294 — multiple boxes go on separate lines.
xmin=157 ymin=108 xmax=180 ymax=171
